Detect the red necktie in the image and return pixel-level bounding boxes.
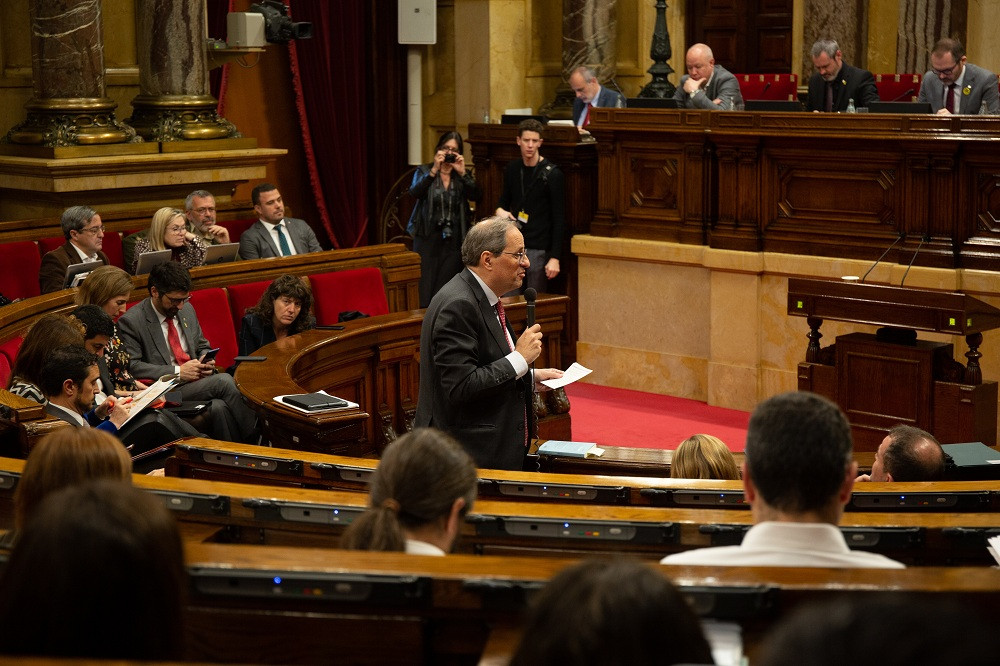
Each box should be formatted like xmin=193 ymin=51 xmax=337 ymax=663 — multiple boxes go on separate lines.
xmin=166 ymin=316 xmax=190 ymax=364
xmin=945 ymin=83 xmax=956 ymax=113
xmin=582 ymin=104 xmax=591 ymax=127
xmin=496 ymin=301 xmax=529 ymax=447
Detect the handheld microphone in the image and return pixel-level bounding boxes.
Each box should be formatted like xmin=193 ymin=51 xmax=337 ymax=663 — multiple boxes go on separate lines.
xmin=891 ymin=88 xmax=916 ymax=102
xmin=899 ymin=235 xmax=930 ymax=286
xmin=861 ymin=232 xmax=906 ymax=283
xmin=524 ymin=288 xmax=537 ymax=328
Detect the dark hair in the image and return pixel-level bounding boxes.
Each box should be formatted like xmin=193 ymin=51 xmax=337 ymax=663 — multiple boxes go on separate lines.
xmin=510 ymin=558 xmax=713 ymax=666
xmin=340 ymin=428 xmax=477 ymax=552
xmin=7 ymin=314 xmax=85 ymax=390
xmin=932 ymin=38 xmax=965 ymax=62
xmin=60 ymin=205 xmax=98 ymax=240
xmin=251 ymin=182 xmax=278 ymax=206
xmin=147 ymin=260 xmax=191 ymax=295
xmin=435 ymin=130 xmax=464 ymax=154
xmin=71 ymin=304 xmax=115 ymax=340
xmin=884 ymin=425 xmax=944 ymax=482
xmin=517 ymin=118 xmax=544 ymax=137
xmin=38 ymin=345 xmax=97 ymax=398
xmin=745 ymin=392 xmax=852 ymax=514
xmin=0 ymin=480 xmax=185 ymax=660
xmin=247 ymin=274 xmax=314 ymax=335
xmin=14 ymin=428 xmax=131 ymax=531
xmin=758 ymin=595 xmax=999 ymax=666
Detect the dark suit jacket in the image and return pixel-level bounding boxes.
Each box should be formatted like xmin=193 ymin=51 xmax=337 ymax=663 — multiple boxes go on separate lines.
xmin=672 ymin=65 xmax=743 ymax=109
xmin=806 ymin=62 xmax=879 ymax=112
xmin=237 ymin=312 xmax=276 ymax=357
xmin=573 ymin=86 xmax=625 ymax=125
xmin=38 ymin=242 xmax=109 ymax=294
xmin=414 ymin=269 xmax=535 ymax=470
xmin=918 ymin=63 xmax=1000 ymax=114
xmin=238 ymin=218 xmax=322 ymax=260
xmin=117 ymin=298 xmax=211 ymax=380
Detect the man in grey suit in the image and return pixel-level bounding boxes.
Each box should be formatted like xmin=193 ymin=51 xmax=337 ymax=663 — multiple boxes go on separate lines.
xmin=238 ymin=183 xmax=323 ymax=260
xmin=672 ymin=43 xmax=743 ymax=110
xmin=414 ymin=216 xmax=562 ymax=470
xmin=918 ymin=38 xmax=999 ymax=115
xmin=117 ymin=262 xmax=257 ymax=443
xmin=569 ymin=65 xmax=625 ymax=128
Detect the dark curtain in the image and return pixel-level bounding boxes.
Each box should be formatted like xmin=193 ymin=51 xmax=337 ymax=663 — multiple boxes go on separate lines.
xmin=286 ymin=2 xmax=368 ymax=249
xmin=207 ymin=0 xmax=234 ymax=114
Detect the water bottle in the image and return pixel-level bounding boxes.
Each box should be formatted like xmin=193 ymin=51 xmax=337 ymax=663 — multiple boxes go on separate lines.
xmin=846 ymin=98 xmax=856 ymax=114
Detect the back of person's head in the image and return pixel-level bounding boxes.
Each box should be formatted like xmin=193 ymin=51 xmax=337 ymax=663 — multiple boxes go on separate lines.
xmin=70 ymin=304 xmax=115 ymax=341
xmin=75 ymin=264 xmax=134 ymax=307
xmin=38 ymin=344 xmax=97 ymax=398
xmin=884 ymin=425 xmax=945 ymax=482
xmin=0 ymin=479 xmax=185 ymax=660
xmin=340 ymin=428 xmax=477 ymax=552
xmin=7 ymin=314 xmax=85 ymax=389
xmin=60 ymin=205 xmax=97 ymax=240
xmin=510 ymin=558 xmax=713 ymax=666
xmin=671 ymin=433 xmax=740 ymax=480
xmin=745 ymin=391 xmax=852 ymax=514
xmin=148 ymin=260 xmax=192 ymax=295
xmin=251 ymin=182 xmax=278 ymax=206
xmin=14 ymin=428 xmax=132 ymax=530
xmin=461 ymin=216 xmax=516 ymax=266
xmin=758 ymin=595 xmax=998 ymax=666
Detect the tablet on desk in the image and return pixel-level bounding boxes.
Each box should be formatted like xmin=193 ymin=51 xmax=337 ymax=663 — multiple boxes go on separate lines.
xmin=134 ymin=249 xmax=172 ymax=275
xmin=202 ymin=242 xmax=240 ymax=265
xmin=63 ymin=261 xmax=99 ymax=289
xmin=868 ymin=101 xmax=933 ymax=114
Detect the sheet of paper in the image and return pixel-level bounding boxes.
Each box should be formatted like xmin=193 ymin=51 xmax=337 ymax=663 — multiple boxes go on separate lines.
xmin=119 ymin=374 xmax=178 ymax=427
xmin=540 ymin=362 xmax=592 ymax=389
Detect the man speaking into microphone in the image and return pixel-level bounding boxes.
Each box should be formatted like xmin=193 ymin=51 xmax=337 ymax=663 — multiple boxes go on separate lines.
xmin=414 ymin=216 xmax=563 ymax=470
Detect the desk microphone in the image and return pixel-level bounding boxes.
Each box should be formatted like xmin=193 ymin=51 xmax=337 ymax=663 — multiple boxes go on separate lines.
xmin=860 ymin=232 xmax=906 ymax=282
xmin=891 ymin=88 xmax=916 ymax=102
xmin=900 ymin=235 xmax=930 ymax=286
xmin=760 ymin=81 xmax=771 ymax=97
xmin=524 ymin=288 xmax=537 ymax=328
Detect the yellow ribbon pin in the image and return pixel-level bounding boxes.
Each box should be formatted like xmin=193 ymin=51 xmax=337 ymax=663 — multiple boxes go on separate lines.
xmin=963 ymin=85 xmax=972 ymax=96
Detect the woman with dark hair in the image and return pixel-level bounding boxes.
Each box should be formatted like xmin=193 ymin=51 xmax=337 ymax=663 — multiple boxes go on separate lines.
xmin=0 ymin=479 xmax=186 ymax=660
xmin=407 ymin=131 xmax=481 ymax=307
xmin=510 ymin=558 xmax=714 ymax=666
xmin=236 ymin=274 xmax=314 ymax=358
xmin=6 ymin=313 xmax=86 ymax=403
xmin=340 ymin=428 xmax=477 ymax=554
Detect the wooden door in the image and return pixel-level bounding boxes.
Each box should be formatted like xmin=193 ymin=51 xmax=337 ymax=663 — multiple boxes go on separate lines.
xmin=684 ymin=0 xmax=793 ymax=73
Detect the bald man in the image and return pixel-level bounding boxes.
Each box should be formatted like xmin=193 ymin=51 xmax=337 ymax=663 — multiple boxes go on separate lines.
xmin=672 ymin=43 xmax=742 ymax=110
xmin=856 ymin=425 xmax=946 ymax=483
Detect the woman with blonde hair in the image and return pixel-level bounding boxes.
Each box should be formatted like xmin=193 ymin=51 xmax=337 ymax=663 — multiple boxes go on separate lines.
xmin=671 ymin=433 xmax=741 ymax=480
xmin=340 ymin=428 xmax=477 ymax=554
xmin=129 ymin=207 xmax=207 ymax=274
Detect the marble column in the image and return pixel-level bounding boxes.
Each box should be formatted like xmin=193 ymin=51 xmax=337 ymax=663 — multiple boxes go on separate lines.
xmin=127 ymin=0 xmax=239 ymax=142
xmin=3 ymin=0 xmax=136 ymax=146
xmin=540 ymin=0 xmax=619 ymax=119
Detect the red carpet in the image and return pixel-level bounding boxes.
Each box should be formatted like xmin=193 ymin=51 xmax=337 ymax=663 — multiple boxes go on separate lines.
xmin=564 ymin=382 xmax=750 ymax=452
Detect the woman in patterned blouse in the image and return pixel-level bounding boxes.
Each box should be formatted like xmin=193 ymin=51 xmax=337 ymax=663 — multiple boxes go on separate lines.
xmin=129 ymin=207 xmax=207 ymax=275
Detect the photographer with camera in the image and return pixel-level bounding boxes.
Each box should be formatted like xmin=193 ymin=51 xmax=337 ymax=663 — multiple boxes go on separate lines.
xmin=407 ymin=131 xmax=481 ymax=307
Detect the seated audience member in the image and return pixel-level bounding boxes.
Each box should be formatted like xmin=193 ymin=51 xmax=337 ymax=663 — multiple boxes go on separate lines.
xmin=0 ymin=428 xmax=131 ymax=548
xmin=856 ymin=424 xmax=945 ymax=483
xmin=184 ymin=189 xmax=230 ymax=245
xmin=118 ymin=262 xmax=258 ymax=443
xmin=510 ymin=558 xmax=714 ymax=666
xmin=237 ymin=273 xmax=314 ymax=358
xmin=75 ymin=265 xmax=146 ymax=395
xmin=758 ymin=596 xmax=998 ymax=666
xmin=0 ymin=480 xmax=185 ymax=660
xmin=671 ymin=433 xmax=740 ymax=480
xmin=661 ymin=391 xmax=904 ymax=568
xmin=918 ymin=38 xmax=999 ymax=115
xmin=39 ymin=345 xmax=129 ymax=434
xmin=130 ymin=206 xmax=208 ymax=274
xmin=340 ymin=428 xmax=477 ymax=554
xmin=239 ymin=183 xmax=323 ymax=259
xmin=806 ymin=38 xmax=879 ymax=112
xmin=6 ymin=313 xmax=87 ymax=403
xmin=38 ymin=205 xmax=110 ymax=294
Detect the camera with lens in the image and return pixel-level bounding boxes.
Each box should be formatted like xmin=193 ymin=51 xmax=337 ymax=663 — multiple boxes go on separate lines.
xmin=444 ymin=153 xmax=457 ymax=164
xmin=248 ymin=0 xmax=313 ymax=44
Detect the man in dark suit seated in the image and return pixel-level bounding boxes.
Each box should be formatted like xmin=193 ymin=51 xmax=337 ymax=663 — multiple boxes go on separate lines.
xmin=38 ymin=206 xmax=110 ymax=294
xmin=918 ymin=38 xmax=999 ymax=115
xmin=238 ymin=183 xmax=323 ymax=260
xmin=38 ymin=345 xmax=129 ymax=434
xmin=672 ymin=43 xmax=743 ymax=110
xmin=569 ymin=65 xmax=625 ymax=129
xmin=117 ymin=262 xmax=257 ymax=443
xmin=806 ymin=39 xmax=879 ymax=112
xmin=414 ymin=216 xmax=563 ymax=470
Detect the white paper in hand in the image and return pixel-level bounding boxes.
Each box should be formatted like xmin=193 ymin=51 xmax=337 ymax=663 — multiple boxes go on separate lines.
xmin=541 ymin=362 xmax=592 ymax=389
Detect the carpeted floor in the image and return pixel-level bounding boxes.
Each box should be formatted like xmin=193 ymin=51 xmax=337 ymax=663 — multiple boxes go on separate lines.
xmin=563 ymin=382 xmax=750 ymax=452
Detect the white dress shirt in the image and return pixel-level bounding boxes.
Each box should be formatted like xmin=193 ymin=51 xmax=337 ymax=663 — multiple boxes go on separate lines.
xmin=259 ymin=219 xmax=298 ymax=256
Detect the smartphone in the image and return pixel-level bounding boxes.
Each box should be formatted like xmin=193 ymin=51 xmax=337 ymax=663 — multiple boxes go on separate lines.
xmin=199 ymin=347 xmax=221 ymax=363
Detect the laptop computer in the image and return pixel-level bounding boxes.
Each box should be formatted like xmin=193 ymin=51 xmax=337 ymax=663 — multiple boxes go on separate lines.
xmin=134 ymin=249 xmax=173 ymax=275
xmin=202 ymin=242 xmax=240 ymax=265
xmin=744 ymin=100 xmax=804 ymax=112
xmin=63 ymin=261 xmax=100 ymax=289
xmin=868 ymin=101 xmax=933 ymax=114
xmin=626 ymin=97 xmax=679 ymax=109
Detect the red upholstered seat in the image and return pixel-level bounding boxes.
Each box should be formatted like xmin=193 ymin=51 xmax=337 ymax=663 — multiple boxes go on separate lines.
xmin=874 ymin=74 xmax=922 ymax=102
xmin=219 ymin=218 xmax=257 ymax=243
xmin=38 ymin=236 xmax=64 ymax=255
xmin=309 ymin=268 xmax=389 ymax=326
xmin=0 ymin=241 xmax=42 ymax=300
xmin=187 ymin=287 xmax=239 ymax=370
xmin=0 ymin=354 xmax=10 ymax=389
xmin=227 ymin=279 xmax=272 ymax=331
xmin=734 ymin=73 xmax=799 ymax=100
xmin=0 ymin=335 xmax=23 ymax=388
xmin=40 ymin=232 xmax=125 ymax=270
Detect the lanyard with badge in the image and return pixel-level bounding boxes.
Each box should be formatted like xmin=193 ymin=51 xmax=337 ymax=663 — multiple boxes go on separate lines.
xmin=517 ymin=160 xmax=545 ymax=227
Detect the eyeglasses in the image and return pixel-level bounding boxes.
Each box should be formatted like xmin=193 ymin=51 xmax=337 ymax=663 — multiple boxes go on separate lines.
xmin=932 ymin=61 xmax=960 ymax=76
xmin=162 ymin=294 xmax=190 ymax=306
xmin=501 ymin=251 xmax=528 ymax=263
xmin=167 ymin=225 xmax=187 ymax=234
xmin=78 ymin=226 xmax=105 ymax=235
